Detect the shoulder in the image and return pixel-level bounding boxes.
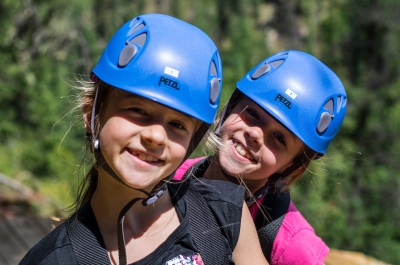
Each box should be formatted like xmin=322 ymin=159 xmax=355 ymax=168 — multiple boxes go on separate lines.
xmin=19 ymin=223 xmax=77 ymax=265
xmin=271 ymin=201 xmax=329 ymax=265
xmin=168 ymin=177 xmax=245 ymax=254
xmin=279 ymin=201 xmax=315 ymax=233
xmin=169 ymin=176 xmax=245 ymax=214
xmin=191 ymin=177 xmax=245 ymax=207
xmin=190 ymin=177 xmax=245 ymax=251
xmin=170 ymin=156 xmax=245 ymax=207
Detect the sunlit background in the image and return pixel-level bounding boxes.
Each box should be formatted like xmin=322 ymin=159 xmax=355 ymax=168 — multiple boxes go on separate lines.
xmin=1 ymin=0 xmax=400 ymax=264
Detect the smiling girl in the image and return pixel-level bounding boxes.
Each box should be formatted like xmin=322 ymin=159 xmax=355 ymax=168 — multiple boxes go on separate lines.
xmin=20 ymin=14 xmax=269 ymax=265
xmin=174 ymin=50 xmax=347 ymax=265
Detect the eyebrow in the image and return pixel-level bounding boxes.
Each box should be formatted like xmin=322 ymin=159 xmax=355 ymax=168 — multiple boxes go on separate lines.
xmin=117 ymin=92 xmax=141 ymax=101
xmin=119 ymin=93 xmax=197 ymax=125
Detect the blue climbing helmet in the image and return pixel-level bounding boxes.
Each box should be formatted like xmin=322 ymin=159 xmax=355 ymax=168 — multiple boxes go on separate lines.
xmin=91 ymin=13 xmax=222 ymax=154
xmin=230 ymin=50 xmax=347 ymax=157
xmin=89 ymin=15 xmax=223 ymax=264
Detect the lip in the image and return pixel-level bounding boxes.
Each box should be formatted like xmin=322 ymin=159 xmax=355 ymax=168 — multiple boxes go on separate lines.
xmin=125 ymin=147 xmax=164 ymax=166
xmin=231 ymin=139 xmax=257 ymax=163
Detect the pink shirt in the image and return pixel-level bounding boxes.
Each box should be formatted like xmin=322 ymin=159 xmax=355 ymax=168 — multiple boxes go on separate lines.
xmin=250 ymin=199 xmax=329 ymax=265
xmin=174 ymin=158 xmax=329 ymax=265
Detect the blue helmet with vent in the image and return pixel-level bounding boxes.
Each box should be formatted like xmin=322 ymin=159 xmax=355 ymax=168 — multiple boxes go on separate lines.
xmin=92 ymin=13 xmax=222 ymax=126
xmin=90 ymin=15 xmax=223 ymax=259
xmin=235 ymin=50 xmax=347 ymax=156
xmin=90 ymin=14 xmax=222 ymax=158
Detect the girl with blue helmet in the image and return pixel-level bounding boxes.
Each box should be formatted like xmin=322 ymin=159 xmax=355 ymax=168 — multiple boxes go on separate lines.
xmin=174 ymin=50 xmax=347 ymax=264
xmin=20 ymin=14 xmax=269 ymax=265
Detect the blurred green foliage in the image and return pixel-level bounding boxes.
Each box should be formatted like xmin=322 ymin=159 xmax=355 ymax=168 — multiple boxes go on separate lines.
xmin=1 ymin=0 xmax=400 ymax=263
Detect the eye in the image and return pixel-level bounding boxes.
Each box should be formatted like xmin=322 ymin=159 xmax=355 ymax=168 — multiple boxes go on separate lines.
xmin=130 ymin=107 xmax=147 ymax=115
xmin=245 ymin=108 xmax=260 ymax=120
xmin=273 ymin=132 xmax=286 ymax=146
xmin=169 ymin=121 xmax=186 ymax=131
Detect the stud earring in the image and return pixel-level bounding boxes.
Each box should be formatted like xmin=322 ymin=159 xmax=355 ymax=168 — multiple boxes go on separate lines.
xmin=94 ymin=139 xmax=100 ymax=150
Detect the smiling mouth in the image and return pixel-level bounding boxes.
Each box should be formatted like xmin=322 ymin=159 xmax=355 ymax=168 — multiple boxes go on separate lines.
xmin=127 ymin=149 xmax=162 ymax=163
xmin=233 ymin=140 xmax=256 ymax=162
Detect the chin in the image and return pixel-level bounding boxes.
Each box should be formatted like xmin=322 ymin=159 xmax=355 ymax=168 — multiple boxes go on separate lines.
xmin=120 ymin=175 xmax=158 ymax=190
xmin=219 ymin=160 xmax=242 ymax=177
xmin=126 ymin=182 xmax=157 ymax=192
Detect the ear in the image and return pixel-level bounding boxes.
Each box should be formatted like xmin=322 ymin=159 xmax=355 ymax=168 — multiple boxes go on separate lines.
xmin=82 ymin=97 xmax=93 ymax=134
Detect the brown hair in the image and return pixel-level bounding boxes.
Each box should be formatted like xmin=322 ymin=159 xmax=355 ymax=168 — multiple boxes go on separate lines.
xmin=273 ymin=145 xmax=317 ymax=191
xmin=66 ymin=79 xmax=114 ymax=216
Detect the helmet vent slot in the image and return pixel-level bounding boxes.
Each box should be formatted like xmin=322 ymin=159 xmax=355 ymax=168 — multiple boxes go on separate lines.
xmin=342 ymin=96 xmax=347 ymax=107
xmin=270 ymin=59 xmax=284 ymax=68
xmin=317 ymin=112 xmax=332 ymax=133
xmin=210 ymin=60 xmax=217 ymax=76
xmin=128 ymin=23 xmax=144 ymax=36
xmin=129 ymin=33 xmax=147 ymax=46
xmin=337 ymin=96 xmax=341 ymax=113
xmin=129 ymin=17 xmax=140 ymax=27
xmin=118 ymin=45 xmax=138 ymax=68
xmin=275 ymin=52 xmax=288 ymax=57
xmin=324 ymin=99 xmax=334 ymax=113
xmin=251 ymin=63 xmax=271 ymax=80
xmin=210 ymin=77 xmax=220 ymax=104
xmin=317 ymin=99 xmax=334 ymax=133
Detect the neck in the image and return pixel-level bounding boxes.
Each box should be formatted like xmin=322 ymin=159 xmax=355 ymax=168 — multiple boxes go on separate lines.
xmin=202 ymin=155 xmax=267 ymax=196
xmin=202 ymin=156 xmax=230 ymax=182
xmin=90 ymin=169 xmax=175 ymax=246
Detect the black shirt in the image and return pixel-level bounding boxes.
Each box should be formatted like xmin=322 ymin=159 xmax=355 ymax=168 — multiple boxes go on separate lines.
xmin=19 ymin=177 xmax=244 ymax=265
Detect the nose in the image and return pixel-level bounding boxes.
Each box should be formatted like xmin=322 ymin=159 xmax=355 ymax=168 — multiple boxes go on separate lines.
xmin=141 ymin=124 xmax=167 ymax=146
xmin=244 ymin=126 xmax=263 ymax=147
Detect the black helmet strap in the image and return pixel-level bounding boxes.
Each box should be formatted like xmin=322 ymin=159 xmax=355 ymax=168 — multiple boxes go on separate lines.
xmin=245 ymin=148 xmax=317 ymax=204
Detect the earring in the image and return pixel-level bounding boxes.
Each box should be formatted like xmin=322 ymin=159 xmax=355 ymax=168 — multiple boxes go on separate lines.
xmin=94 ymin=139 xmax=100 ymax=150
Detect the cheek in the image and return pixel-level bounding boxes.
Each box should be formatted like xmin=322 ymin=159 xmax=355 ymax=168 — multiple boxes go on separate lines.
xmin=219 ymin=121 xmax=237 ymax=140
xmin=169 ymin=132 xmax=192 ymax=157
xmin=260 ymin=151 xmax=278 ymax=166
xmin=168 ymin=143 xmax=189 ymax=170
xmin=99 ymin=118 xmax=131 ymax=147
xmin=274 ymin=153 xmax=295 ymax=173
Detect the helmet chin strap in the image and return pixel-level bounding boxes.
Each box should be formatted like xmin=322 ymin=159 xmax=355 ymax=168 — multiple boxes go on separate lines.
xmin=115 ymin=181 xmax=167 ymax=265
xmin=89 ymin=77 xmax=167 ymax=204
xmin=94 ymin=154 xmax=168 ymax=265
xmin=213 ymin=140 xmax=318 ymax=205
xmin=88 ymin=82 xmax=170 ymax=265
xmin=245 ymin=148 xmax=318 ymax=204
xmin=88 ymin=76 xmax=210 ymax=264
xmin=216 ymin=164 xmax=273 ymax=204
xmin=94 ymin=129 xmax=206 ymax=264
xmin=89 ymin=123 xmax=201 ymax=265
xmin=95 ymin=155 xmax=167 ymax=204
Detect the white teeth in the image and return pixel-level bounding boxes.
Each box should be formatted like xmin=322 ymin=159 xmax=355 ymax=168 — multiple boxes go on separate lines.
xmin=135 ymin=151 xmax=159 ymax=162
xmin=237 ymin=145 xmax=246 ymax=156
xmin=234 ymin=141 xmax=253 ymax=160
xmin=139 ymin=153 xmax=146 ymax=160
xmin=145 ymin=154 xmax=158 ymax=162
